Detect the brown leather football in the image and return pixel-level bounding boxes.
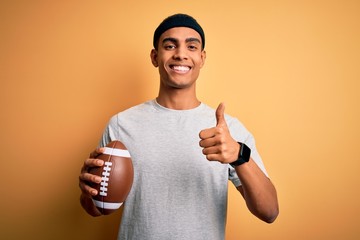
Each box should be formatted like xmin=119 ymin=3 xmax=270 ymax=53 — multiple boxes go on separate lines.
xmin=89 ymin=140 xmax=134 ymax=215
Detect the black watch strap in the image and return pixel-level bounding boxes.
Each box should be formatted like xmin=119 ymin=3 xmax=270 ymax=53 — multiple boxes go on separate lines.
xmin=230 ymin=142 xmax=251 ymax=167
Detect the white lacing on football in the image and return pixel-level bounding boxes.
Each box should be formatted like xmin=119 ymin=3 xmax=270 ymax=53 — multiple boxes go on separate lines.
xmin=99 ymin=161 xmax=112 ymax=196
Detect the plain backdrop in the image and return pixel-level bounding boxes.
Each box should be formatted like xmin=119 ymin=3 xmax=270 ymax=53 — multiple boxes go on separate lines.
xmin=1 ymin=0 xmax=359 ymax=239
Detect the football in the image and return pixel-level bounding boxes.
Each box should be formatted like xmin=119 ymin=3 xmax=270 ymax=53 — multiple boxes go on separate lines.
xmin=89 ymin=140 xmax=134 ymax=215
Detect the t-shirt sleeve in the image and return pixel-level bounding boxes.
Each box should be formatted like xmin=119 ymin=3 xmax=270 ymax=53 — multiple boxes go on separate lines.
xmin=98 ymin=114 xmax=121 ymax=148
xmin=226 ymin=116 xmax=269 ymax=187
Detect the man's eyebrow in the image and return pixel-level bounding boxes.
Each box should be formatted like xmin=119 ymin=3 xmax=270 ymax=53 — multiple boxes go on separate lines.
xmin=186 ymin=37 xmax=201 ymax=44
xmin=162 ymin=37 xmax=178 ymax=44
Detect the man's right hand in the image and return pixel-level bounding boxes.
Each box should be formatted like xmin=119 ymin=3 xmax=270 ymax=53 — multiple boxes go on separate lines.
xmin=78 ymin=148 xmax=105 ymax=216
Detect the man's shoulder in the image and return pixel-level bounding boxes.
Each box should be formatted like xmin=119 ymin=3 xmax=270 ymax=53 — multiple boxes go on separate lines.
xmin=105 ymin=100 xmax=154 ymax=125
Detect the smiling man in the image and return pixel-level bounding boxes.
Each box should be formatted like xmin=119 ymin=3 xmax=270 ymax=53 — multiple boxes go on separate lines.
xmin=151 ymin=18 xmax=206 ymax=109
xmin=79 ymin=14 xmax=279 ymax=240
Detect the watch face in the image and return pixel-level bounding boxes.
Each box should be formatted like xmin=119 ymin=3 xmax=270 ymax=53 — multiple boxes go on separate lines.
xmin=231 ymin=143 xmax=251 ymax=167
xmin=240 ymin=143 xmax=251 ymax=162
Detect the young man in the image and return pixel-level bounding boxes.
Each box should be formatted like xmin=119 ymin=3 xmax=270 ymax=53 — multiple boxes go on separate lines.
xmin=79 ymin=14 xmax=279 ymax=239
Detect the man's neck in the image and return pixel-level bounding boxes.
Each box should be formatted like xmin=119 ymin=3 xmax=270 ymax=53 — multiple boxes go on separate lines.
xmin=156 ymin=88 xmax=200 ymax=110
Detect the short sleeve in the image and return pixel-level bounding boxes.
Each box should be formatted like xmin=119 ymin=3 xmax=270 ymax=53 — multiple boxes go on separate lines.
xmin=226 ymin=116 xmax=269 ymax=187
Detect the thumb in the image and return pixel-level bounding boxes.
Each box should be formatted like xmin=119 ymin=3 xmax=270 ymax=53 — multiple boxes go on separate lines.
xmin=216 ymin=102 xmax=226 ymax=126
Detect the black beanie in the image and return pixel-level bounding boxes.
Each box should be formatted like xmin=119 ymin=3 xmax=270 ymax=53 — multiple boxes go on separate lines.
xmin=153 ymin=13 xmax=205 ymax=50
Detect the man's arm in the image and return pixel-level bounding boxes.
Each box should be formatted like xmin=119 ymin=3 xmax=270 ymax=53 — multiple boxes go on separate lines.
xmin=199 ymin=103 xmax=279 ymax=223
xmin=235 ymin=158 xmax=278 ymax=223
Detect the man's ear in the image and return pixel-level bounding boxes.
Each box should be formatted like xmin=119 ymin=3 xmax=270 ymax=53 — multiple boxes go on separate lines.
xmin=200 ymin=50 xmax=206 ymax=68
xmin=150 ymin=49 xmax=158 ymax=67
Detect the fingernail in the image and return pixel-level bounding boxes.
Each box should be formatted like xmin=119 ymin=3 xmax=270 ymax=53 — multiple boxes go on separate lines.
xmin=96 ymin=177 xmax=102 ymax=183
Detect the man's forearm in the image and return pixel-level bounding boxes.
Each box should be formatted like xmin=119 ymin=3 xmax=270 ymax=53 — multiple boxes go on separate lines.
xmin=235 ymin=158 xmax=279 ymax=223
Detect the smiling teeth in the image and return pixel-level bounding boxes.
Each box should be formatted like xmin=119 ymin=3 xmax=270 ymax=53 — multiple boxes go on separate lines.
xmin=173 ymin=66 xmax=190 ymax=72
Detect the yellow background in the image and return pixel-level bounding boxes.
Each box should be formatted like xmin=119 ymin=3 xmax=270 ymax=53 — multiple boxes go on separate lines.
xmin=1 ymin=0 xmax=359 ymax=239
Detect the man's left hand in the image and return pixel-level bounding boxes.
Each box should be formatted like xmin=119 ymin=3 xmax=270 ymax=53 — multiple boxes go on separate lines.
xmin=199 ymin=103 xmax=240 ymax=164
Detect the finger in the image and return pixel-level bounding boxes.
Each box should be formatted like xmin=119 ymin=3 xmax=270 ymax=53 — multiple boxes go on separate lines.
xmin=199 ymin=137 xmax=217 ymax=148
xmin=202 ymin=145 xmax=219 ymax=156
xmin=204 ymin=153 xmax=222 ymax=162
xmin=83 ymin=158 xmax=104 ymax=170
xmin=79 ymin=172 xmax=101 ymax=196
xmin=81 ymin=159 xmax=103 ymax=175
xmin=79 ymin=172 xmax=102 ymax=184
xmin=199 ymin=127 xmax=216 ymax=140
xmin=79 ymin=181 xmax=98 ymax=196
xmin=89 ymin=147 xmax=105 ymax=158
xmin=216 ymin=102 xmax=226 ymax=127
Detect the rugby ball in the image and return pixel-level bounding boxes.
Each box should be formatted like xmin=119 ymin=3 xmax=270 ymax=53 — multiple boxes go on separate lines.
xmin=89 ymin=140 xmax=134 ymax=215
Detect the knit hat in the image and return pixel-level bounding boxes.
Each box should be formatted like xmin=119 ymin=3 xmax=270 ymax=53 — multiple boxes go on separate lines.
xmin=153 ymin=13 xmax=205 ymax=50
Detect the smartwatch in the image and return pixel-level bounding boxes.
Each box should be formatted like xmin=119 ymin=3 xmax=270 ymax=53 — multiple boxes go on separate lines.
xmin=230 ymin=142 xmax=251 ymax=167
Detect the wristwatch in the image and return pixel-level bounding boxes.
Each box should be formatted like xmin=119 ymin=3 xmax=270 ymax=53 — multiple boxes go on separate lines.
xmin=230 ymin=142 xmax=251 ymax=167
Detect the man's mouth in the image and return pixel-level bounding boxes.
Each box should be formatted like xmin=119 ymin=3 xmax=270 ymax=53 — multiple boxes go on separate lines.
xmin=170 ymin=65 xmax=191 ymax=73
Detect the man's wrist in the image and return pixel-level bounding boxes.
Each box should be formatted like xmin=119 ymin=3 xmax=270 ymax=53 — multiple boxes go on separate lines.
xmin=230 ymin=142 xmax=251 ymax=167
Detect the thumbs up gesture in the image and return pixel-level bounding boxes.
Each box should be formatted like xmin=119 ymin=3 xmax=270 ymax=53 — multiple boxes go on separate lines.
xmin=199 ymin=103 xmax=240 ymax=164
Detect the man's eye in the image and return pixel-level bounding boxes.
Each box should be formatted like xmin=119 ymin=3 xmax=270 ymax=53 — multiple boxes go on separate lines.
xmin=164 ymin=45 xmax=176 ymax=50
xmin=188 ymin=45 xmax=198 ymax=51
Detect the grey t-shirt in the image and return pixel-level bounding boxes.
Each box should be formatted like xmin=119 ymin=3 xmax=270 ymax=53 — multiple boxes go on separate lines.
xmin=99 ymin=100 xmax=268 ymax=240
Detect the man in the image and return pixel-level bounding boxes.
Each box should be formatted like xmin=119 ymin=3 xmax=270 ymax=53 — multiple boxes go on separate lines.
xmin=79 ymin=13 xmax=279 ymax=239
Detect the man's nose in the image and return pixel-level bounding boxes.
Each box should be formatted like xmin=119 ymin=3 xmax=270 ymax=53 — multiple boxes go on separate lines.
xmin=173 ymin=46 xmax=188 ymax=60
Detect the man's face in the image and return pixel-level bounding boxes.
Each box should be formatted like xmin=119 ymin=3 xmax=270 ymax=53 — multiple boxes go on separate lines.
xmin=151 ymin=27 xmax=206 ymax=90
